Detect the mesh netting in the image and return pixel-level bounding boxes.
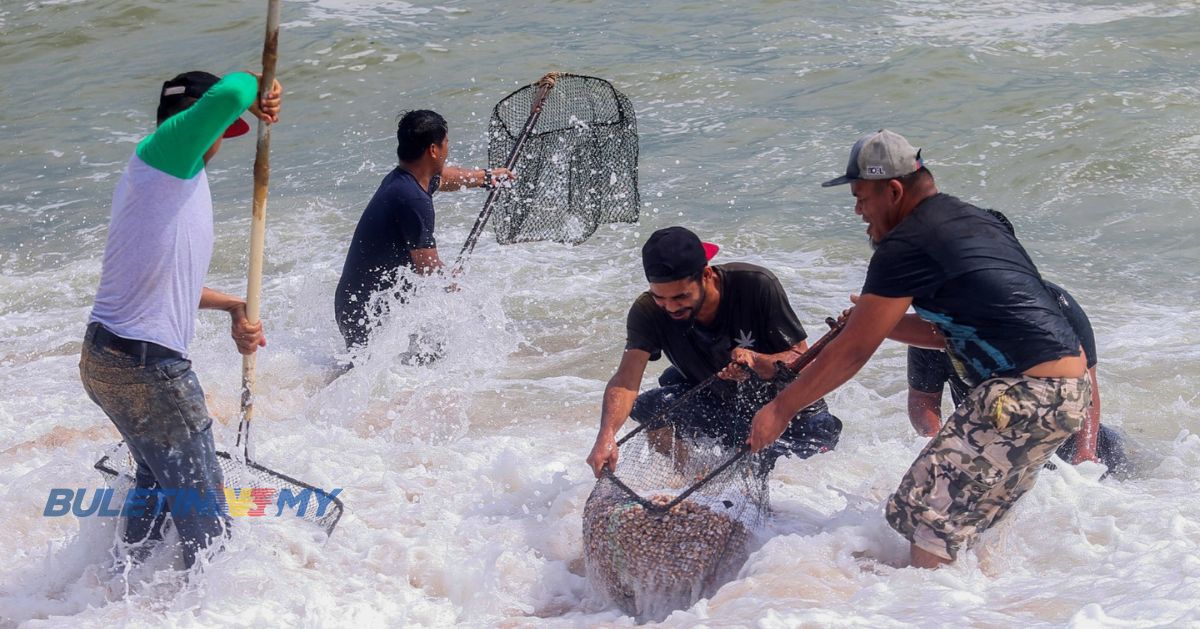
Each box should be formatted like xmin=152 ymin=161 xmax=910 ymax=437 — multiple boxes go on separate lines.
xmin=488 ymin=74 xmax=639 ymax=245
xmin=95 ymin=442 xmax=343 ymax=536
xmin=583 ymin=424 xmax=769 ymax=622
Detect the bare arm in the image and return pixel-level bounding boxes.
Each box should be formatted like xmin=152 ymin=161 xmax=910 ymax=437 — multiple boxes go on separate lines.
xmin=199 ymin=287 xmax=265 ymax=355
xmin=586 ymin=349 xmax=651 ymax=477
xmin=410 ymin=248 xmax=444 ymax=275
xmin=889 ymin=313 xmax=945 ymax=349
xmin=749 ymin=293 xmax=913 ymax=451
xmin=1071 ymin=365 xmax=1101 ymax=464
xmin=437 ymin=165 xmax=514 ymax=192
xmin=848 ymin=294 xmax=943 ymax=349
xmin=721 ymin=340 xmax=810 ymax=381
xmin=907 ymin=387 xmax=943 ymax=437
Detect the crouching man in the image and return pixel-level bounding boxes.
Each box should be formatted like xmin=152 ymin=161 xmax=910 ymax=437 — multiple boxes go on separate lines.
xmin=587 ymin=226 xmax=842 ymax=478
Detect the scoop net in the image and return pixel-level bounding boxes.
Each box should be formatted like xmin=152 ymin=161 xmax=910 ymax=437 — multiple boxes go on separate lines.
xmin=583 ymin=422 xmax=769 ymax=622
xmin=487 ymin=73 xmax=639 ymax=245
xmin=95 ymin=442 xmax=343 ymax=537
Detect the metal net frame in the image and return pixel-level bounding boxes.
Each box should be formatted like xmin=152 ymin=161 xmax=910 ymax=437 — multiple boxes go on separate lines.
xmin=95 ymin=442 xmax=343 ymax=537
xmin=583 ymin=421 xmax=769 ymax=622
xmin=487 ymin=73 xmax=639 ymax=245
xmin=581 ymin=319 xmax=844 ymax=620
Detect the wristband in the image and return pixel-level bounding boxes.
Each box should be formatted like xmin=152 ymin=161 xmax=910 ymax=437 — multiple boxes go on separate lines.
xmin=483 ymin=168 xmax=495 ymax=190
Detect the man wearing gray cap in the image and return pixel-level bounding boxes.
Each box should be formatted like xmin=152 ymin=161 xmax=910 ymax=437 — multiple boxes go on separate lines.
xmin=586 ymin=226 xmax=842 ymax=478
xmin=748 ymin=130 xmax=1091 ymax=568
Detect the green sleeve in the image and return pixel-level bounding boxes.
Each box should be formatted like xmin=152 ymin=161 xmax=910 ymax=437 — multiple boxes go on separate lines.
xmin=135 ymin=72 xmax=258 ymax=179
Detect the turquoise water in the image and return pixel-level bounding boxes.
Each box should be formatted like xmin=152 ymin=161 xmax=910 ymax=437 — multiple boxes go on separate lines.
xmin=1 ymin=1 xmax=1198 ymax=626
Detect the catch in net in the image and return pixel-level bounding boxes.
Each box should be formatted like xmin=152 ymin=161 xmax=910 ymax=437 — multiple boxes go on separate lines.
xmin=583 ymin=423 xmax=768 ymax=622
xmin=487 ymin=73 xmax=639 ymax=245
xmin=582 ymin=320 xmax=844 ymax=620
xmin=95 ymin=442 xmax=343 ymax=537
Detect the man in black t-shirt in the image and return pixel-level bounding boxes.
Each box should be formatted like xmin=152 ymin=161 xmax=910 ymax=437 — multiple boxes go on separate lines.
xmin=335 ymin=109 xmax=512 ymax=349
xmin=585 ymin=226 xmax=842 ymax=478
xmin=907 ymin=275 xmax=1126 ymax=474
xmin=748 ymin=130 xmax=1093 ymax=568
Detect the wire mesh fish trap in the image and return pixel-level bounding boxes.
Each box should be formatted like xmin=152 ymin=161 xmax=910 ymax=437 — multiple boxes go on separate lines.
xmin=583 ymin=423 xmax=769 ymax=622
xmin=95 ymin=442 xmax=343 ymax=536
xmin=487 ymin=73 xmax=639 ymax=245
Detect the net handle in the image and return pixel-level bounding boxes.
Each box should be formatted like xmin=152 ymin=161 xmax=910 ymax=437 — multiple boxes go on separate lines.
xmin=603 ymin=316 xmax=846 ymax=512
xmin=778 ymin=316 xmax=844 ymax=375
xmin=613 ymin=316 xmax=844 ymax=448
xmin=236 ymin=0 xmax=282 ymax=462
xmin=601 ymin=366 xmax=740 ymax=511
xmin=450 ymin=72 xmax=562 ymax=277
xmin=615 ymin=369 xmax=725 ymax=447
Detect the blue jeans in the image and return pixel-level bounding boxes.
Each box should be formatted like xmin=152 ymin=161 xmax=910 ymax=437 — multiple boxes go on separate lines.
xmin=630 ymin=366 xmax=842 ymax=470
xmin=79 ymin=324 xmax=228 ymax=568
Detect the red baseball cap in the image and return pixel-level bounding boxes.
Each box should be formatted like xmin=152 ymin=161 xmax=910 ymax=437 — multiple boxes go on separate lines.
xmin=158 ymin=70 xmax=251 ymax=139
xmin=223 ymin=117 xmax=250 ymax=138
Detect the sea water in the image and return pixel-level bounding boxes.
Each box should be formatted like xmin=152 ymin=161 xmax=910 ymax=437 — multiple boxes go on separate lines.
xmin=1 ymin=0 xmax=1198 ymax=626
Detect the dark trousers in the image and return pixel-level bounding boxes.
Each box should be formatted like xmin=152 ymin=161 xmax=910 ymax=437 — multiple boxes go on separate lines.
xmin=334 ymin=286 xmax=443 ymax=365
xmin=630 ymin=366 xmax=842 ymax=468
xmin=79 ymin=324 xmax=228 ymax=568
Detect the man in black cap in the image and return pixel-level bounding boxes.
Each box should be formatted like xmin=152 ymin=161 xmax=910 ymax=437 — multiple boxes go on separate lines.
xmin=586 ymin=226 xmax=842 ymax=478
xmin=81 ymin=69 xmax=280 ymax=570
xmin=749 ymin=130 xmax=1092 ymax=568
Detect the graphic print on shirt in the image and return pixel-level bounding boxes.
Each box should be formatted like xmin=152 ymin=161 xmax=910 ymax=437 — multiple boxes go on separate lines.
xmin=734 ymin=329 xmax=755 ymax=348
xmin=915 ymin=306 xmax=1014 ymax=383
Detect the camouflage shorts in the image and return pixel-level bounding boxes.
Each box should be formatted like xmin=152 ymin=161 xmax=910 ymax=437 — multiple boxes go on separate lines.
xmin=885 ymin=374 xmax=1091 ymax=560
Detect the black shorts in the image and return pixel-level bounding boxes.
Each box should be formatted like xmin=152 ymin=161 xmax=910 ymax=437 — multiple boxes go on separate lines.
xmin=629 ymin=367 xmax=841 ymax=466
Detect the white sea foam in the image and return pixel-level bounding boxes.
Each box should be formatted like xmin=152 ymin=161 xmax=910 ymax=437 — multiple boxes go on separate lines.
xmin=2 ymin=0 xmax=1199 ymax=625
xmin=890 ymin=1 xmax=1189 ymax=54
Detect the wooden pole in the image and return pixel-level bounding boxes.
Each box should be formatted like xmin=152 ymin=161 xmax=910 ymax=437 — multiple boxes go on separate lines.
xmin=237 ymin=0 xmax=281 ymax=460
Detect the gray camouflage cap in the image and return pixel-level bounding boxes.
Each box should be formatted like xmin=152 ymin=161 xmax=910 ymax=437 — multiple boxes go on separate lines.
xmin=822 ymin=129 xmax=923 ymax=187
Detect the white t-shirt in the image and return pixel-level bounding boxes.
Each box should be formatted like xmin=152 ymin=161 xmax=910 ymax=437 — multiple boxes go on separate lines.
xmin=89 ymin=154 xmax=214 ymax=356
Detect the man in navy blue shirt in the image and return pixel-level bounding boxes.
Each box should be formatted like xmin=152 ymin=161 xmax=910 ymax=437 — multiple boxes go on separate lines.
xmin=335 ymin=110 xmax=511 ymax=349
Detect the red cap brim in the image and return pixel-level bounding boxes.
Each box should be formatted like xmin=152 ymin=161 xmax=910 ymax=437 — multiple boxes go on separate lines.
xmin=702 ymin=242 xmax=719 ymax=261
xmin=223 ymin=117 xmax=250 ymax=139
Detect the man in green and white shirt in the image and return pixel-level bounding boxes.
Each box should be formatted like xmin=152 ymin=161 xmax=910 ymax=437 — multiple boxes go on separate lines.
xmin=80 ymin=70 xmax=281 ymax=569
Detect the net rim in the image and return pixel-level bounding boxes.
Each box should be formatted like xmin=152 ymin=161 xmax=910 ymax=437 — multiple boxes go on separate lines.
xmin=490 ymin=73 xmax=635 ymax=140
xmin=94 ymin=447 xmax=344 ymax=536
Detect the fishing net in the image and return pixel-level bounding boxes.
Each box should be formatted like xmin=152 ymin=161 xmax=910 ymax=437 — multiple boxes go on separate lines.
xmin=94 ymin=442 xmax=343 ymax=537
xmin=583 ymin=423 xmax=769 ymax=622
xmin=487 ymin=73 xmax=639 ymax=245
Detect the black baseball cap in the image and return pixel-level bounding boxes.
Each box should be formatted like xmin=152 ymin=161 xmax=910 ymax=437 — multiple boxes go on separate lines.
xmin=157 ymin=71 xmax=250 ymax=138
xmin=641 ymin=226 xmax=720 ymax=283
